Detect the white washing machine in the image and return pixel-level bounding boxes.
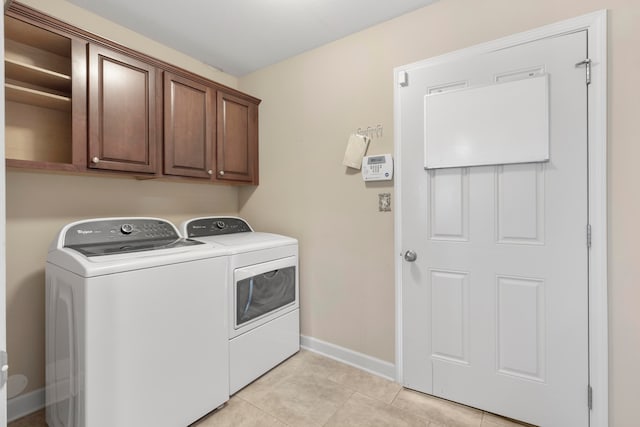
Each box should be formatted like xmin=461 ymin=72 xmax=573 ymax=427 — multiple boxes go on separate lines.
xmin=46 ymin=218 xmax=230 ymax=427
xmin=182 ymin=217 xmax=299 ymax=394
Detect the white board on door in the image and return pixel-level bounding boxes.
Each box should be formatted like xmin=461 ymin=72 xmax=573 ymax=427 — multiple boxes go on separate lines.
xmin=424 ymin=75 xmax=549 ymax=169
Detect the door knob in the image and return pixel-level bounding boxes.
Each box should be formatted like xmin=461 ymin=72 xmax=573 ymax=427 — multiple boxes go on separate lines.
xmin=0 ymin=351 xmax=7 ymax=388
xmin=404 ymin=250 xmax=417 ymax=262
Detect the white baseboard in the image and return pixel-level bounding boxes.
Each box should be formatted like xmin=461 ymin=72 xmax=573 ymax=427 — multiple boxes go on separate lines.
xmin=7 ymin=387 xmax=45 ymax=422
xmin=300 ymin=335 xmax=396 ymax=381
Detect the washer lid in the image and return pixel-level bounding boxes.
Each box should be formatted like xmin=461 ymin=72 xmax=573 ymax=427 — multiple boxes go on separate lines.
xmin=48 ymin=217 xmax=228 ymax=277
xmin=57 ymin=218 xmax=203 ymax=257
xmin=66 ymin=237 xmax=202 ymax=257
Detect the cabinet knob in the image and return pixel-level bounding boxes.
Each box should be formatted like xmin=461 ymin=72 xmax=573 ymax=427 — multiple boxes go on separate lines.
xmin=207 ymin=169 xmax=213 ymax=175
xmin=91 ymin=156 xmax=100 ymax=164
xmin=219 ymin=170 xmax=225 ymax=176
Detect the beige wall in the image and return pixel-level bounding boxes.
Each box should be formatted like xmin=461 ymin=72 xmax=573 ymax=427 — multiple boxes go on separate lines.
xmin=238 ymin=0 xmax=640 ymax=426
xmin=6 ymin=0 xmax=242 ymax=397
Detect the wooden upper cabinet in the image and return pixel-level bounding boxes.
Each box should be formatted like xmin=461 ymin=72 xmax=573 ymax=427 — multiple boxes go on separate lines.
xmin=88 ymin=44 xmax=159 ymax=174
xmin=163 ymin=72 xmax=215 ymax=179
xmin=5 ymin=3 xmax=261 ymax=184
xmin=4 ymin=6 xmax=88 ymax=171
xmin=216 ymin=91 xmax=259 ymax=184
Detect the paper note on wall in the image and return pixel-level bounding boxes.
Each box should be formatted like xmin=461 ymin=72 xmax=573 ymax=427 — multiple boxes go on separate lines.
xmin=343 ymin=134 xmax=370 ymax=169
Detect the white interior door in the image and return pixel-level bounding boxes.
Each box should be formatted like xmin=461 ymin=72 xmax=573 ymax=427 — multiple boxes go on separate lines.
xmin=398 ymin=31 xmax=589 ymax=426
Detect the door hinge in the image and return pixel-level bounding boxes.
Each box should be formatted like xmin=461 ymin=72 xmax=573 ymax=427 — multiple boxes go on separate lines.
xmin=575 ymin=59 xmax=592 ymax=85
xmin=586 ymin=224 xmax=592 ymax=248
xmin=398 ymin=71 xmax=409 ymax=87
xmin=588 ymin=385 xmax=593 ymax=409
xmin=0 ymin=351 xmax=8 ymax=389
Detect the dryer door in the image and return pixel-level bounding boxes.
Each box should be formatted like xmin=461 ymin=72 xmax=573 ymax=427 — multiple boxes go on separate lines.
xmin=234 ymin=256 xmax=297 ymax=330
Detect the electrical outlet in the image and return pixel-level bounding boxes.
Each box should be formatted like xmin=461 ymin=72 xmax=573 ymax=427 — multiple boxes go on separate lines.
xmin=379 ymin=193 xmax=391 ymax=212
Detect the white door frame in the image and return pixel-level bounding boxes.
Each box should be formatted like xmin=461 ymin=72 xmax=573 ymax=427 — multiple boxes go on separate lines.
xmin=393 ymin=10 xmax=608 ymax=427
xmin=1 ymin=7 xmax=7 ymax=426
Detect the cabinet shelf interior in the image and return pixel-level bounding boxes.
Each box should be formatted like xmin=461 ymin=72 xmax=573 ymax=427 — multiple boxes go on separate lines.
xmin=4 ymin=14 xmax=74 ymax=166
xmin=5 ymin=58 xmax=71 ymax=92
xmin=5 ymin=15 xmax=70 ymax=57
xmin=5 ymin=83 xmax=71 ymax=111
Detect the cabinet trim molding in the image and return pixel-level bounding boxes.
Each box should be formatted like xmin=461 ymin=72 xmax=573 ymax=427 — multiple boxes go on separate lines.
xmin=7 ymin=2 xmax=261 ymax=106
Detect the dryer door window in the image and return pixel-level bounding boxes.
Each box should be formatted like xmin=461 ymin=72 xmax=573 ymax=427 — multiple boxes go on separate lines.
xmin=236 ymin=265 xmax=296 ymax=327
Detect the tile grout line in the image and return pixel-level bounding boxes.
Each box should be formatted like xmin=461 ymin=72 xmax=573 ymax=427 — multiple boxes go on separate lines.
xmin=320 ymin=389 xmax=356 ymax=427
xmin=324 ymin=374 xmax=405 ymax=407
xmin=321 ymin=359 xmax=404 ymax=406
xmin=389 ymin=385 xmax=403 ymax=405
xmin=234 ymin=394 xmax=292 ymax=426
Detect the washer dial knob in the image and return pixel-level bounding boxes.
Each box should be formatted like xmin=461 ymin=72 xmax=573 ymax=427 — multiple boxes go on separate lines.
xmin=215 ymin=221 xmax=226 ymax=230
xmin=120 ymin=224 xmax=134 ymax=235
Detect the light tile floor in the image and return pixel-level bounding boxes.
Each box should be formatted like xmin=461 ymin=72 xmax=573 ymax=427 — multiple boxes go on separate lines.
xmin=10 ymin=350 xmax=534 ymax=427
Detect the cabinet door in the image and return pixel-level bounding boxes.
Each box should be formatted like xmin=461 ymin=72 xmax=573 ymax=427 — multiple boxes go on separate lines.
xmin=216 ymin=91 xmax=258 ymax=184
xmin=163 ymin=72 xmax=215 ymax=178
xmin=88 ymin=44 xmax=158 ymax=173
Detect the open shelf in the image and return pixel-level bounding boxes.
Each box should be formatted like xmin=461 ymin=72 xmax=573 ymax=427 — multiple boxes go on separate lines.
xmin=4 ymin=13 xmax=75 ymax=166
xmin=5 ymin=14 xmax=70 ymax=56
xmin=5 ymin=38 xmax=71 ymax=76
xmin=5 ymin=58 xmax=71 ymax=92
xmin=5 ymin=99 xmax=72 ymax=164
xmin=5 ymin=83 xmax=71 ymax=111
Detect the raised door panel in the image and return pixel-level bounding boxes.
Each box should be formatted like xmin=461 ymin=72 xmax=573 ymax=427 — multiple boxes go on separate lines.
xmin=163 ymin=72 xmax=214 ymax=178
xmin=216 ymin=91 xmax=258 ymax=184
xmin=88 ymin=44 xmax=157 ymax=174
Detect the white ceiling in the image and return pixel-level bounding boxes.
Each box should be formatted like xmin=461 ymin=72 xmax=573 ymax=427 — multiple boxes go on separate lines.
xmin=65 ymin=0 xmax=437 ymax=76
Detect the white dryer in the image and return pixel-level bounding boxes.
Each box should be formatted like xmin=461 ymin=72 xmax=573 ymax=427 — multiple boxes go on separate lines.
xmin=182 ymin=217 xmax=299 ymax=394
xmin=46 ymin=218 xmax=229 ymax=427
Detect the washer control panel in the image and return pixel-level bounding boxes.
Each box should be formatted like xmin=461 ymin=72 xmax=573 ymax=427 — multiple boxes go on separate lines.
xmin=64 ymin=219 xmax=180 ymax=246
xmin=186 ymin=217 xmax=253 ymax=237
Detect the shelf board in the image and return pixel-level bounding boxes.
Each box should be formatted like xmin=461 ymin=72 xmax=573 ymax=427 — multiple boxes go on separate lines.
xmin=6 ymin=158 xmax=79 ymax=172
xmin=5 ymin=82 xmax=71 ymax=112
xmin=5 ymin=39 xmax=71 ymax=76
xmin=5 ymin=58 xmax=71 ymax=92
